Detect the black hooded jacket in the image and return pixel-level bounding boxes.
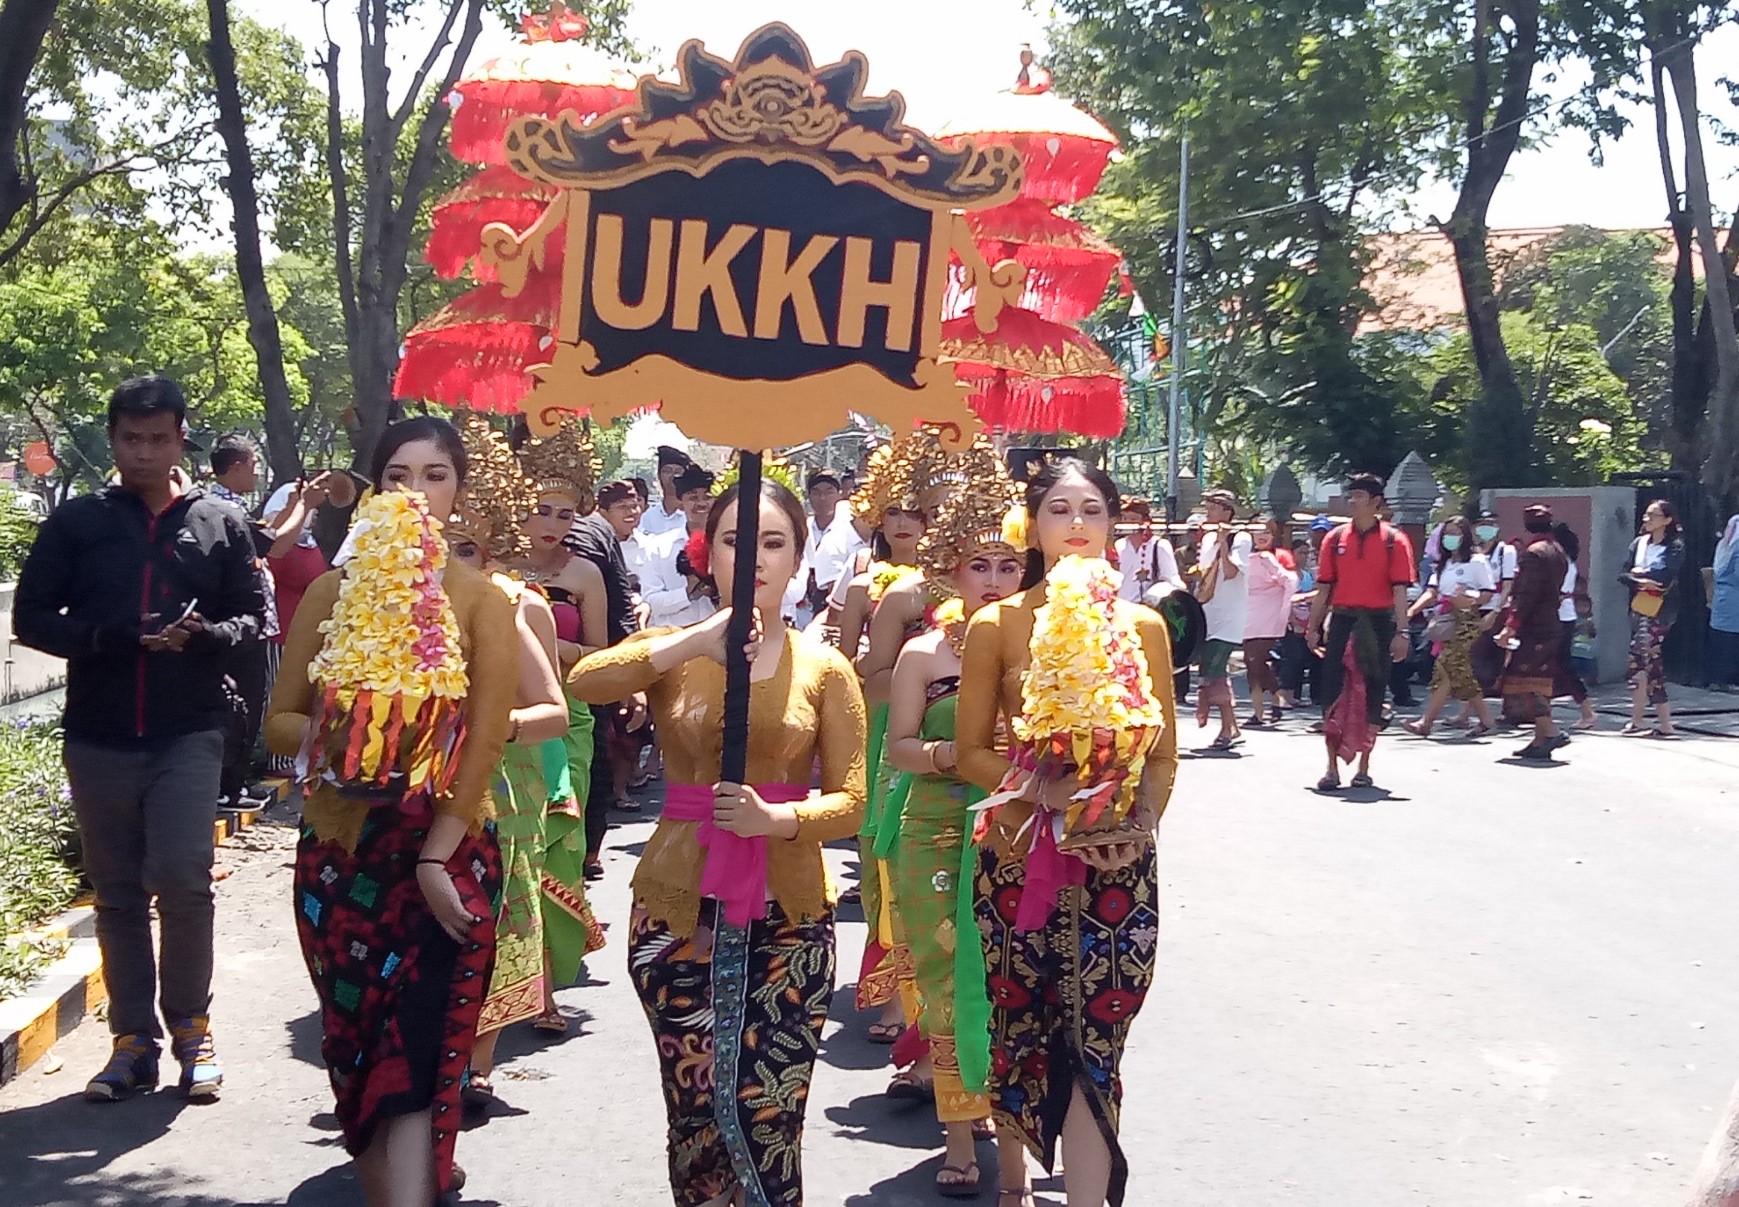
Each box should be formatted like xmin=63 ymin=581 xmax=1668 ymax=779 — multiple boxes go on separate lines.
xmin=14 ymin=485 xmax=266 ymax=745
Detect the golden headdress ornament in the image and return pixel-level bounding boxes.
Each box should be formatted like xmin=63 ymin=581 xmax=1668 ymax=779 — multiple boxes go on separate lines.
xmin=918 ymin=438 xmax=1024 ymax=587
xmin=853 ymin=424 xmax=958 ymax=522
xmin=451 ymin=413 xmax=531 ymax=561
xmin=516 ymin=414 xmax=600 ymax=514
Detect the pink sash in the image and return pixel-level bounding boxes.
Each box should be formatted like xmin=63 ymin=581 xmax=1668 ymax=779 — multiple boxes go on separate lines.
xmin=663 ymin=782 xmax=810 ymax=927
xmin=1017 ymin=816 xmax=1090 ymax=932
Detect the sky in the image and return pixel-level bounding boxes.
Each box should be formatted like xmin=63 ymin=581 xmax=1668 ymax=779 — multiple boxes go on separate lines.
xmin=237 ymin=0 xmax=1739 ymax=233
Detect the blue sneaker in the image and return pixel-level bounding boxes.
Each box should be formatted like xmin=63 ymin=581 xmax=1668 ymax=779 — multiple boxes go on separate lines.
xmin=169 ymin=1017 xmax=223 ymax=1099
xmin=84 ymin=1034 xmax=160 ymax=1102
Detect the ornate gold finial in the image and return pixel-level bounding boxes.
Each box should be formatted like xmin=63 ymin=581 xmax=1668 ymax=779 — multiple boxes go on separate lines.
xmin=453 ymin=413 xmax=532 ymax=562
xmin=516 ymin=413 xmax=600 ymax=514
xmin=918 ymin=440 xmax=1023 ymax=588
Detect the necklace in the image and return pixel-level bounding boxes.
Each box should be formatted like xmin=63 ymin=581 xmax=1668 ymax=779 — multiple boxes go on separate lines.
xmin=943 ymin=617 xmax=967 ymax=657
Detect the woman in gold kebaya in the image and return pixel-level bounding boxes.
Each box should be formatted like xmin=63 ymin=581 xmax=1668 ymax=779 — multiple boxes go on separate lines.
xmin=957 ymin=458 xmax=1178 ymax=1207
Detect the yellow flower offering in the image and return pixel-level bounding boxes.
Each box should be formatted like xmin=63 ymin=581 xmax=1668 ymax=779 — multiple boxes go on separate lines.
xmin=868 ymin=560 xmax=923 ymax=605
xmin=1011 ymin=555 xmax=1165 ymax=834
xmin=301 ymin=490 xmax=470 ymax=799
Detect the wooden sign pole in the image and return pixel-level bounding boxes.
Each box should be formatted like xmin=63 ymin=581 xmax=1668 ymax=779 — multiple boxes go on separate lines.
xmin=720 ymin=450 xmax=762 ymax=786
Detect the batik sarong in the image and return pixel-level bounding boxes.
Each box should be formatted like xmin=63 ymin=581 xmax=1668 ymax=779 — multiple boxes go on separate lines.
xmin=478 ymin=743 xmax=547 ymax=1034
xmin=885 ymin=686 xmax=993 ymax=1122
xmin=293 ymin=798 xmax=501 ymax=1194
xmin=975 ymin=843 xmax=1159 ymax=1207
xmin=1430 ymin=608 xmax=1482 ymax=702
xmin=628 ymin=900 xmax=836 ymax=1207
xmin=544 ymin=697 xmax=604 ymax=987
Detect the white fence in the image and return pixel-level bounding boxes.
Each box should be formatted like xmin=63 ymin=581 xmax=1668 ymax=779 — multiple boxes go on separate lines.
xmin=0 ymin=584 xmax=66 ymax=705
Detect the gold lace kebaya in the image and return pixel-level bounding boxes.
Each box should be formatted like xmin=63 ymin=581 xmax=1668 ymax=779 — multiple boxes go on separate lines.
xmin=567 ymin=627 xmax=868 ymax=938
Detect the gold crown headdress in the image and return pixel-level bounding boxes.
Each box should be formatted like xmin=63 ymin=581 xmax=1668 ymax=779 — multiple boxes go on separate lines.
xmin=516 ymin=415 xmax=600 ymax=514
xmin=853 ymin=424 xmax=957 ymax=522
xmin=451 ymin=413 xmax=532 ymax=561
xmin=918 ymin=437 xmax=1024 ymax=587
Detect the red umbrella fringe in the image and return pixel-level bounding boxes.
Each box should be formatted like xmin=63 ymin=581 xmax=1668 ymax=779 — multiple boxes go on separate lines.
xmin=961 ymin=369 xmax=1126 ymax=439
xmin=395 ymin=335 xmax=551 ymax=413
xmin=965 ymin=198 xmax=1119 ymax=258
xmin=449 ymin=81 xmax=633 ymax=165
xmin=411 ymin=277 xmax=560 ymax=334
xmin=939 ymin=307 xmax=1118 ymax=372
xmin=427 ymin=195 xmax=558 ymax=279
xmin=942 ymin=131 xmax=1113 ymax=205
xmin=944 ymin=257 xmax=1116 ymax=325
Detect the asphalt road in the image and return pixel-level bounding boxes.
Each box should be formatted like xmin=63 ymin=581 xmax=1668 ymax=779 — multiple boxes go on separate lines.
xmin=3 ymin=713 xmax=1737 ymax=1207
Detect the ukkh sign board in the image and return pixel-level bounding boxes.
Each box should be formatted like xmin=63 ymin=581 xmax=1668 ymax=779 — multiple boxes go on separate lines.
xmin=483 ymin=24 xmax=1024 ymax=448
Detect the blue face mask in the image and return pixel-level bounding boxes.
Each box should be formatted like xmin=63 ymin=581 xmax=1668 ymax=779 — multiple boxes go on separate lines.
xmin=1441 ymin=534 xmax=1462 ymax=551
xmin=1475 ymin=525 xmax=1499 ymax=543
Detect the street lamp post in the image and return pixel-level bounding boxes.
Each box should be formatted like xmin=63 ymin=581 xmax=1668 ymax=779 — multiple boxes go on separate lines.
xmin=1165 ymin=130 xmax=1189 ymax=521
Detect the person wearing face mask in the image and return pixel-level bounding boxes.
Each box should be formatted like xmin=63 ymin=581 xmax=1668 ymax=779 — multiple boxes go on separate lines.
xmin=1463 ymin=510 xmax=1517 ymax=718
xmin=876 ymin=447 xmax=1025 ymax=1196
xmin=956 ymin=458 xmax=1179 ymax=1207
xmin=568 ymin=480 xmax=868 ymax=1207
xmin=266 ymin=416 xmax=519 ymax=1205
xmin=1403 ymin=515 xmax=1495 ymax=738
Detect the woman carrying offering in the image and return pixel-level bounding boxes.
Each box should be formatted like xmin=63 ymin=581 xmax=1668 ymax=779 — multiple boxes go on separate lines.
xmin=957 ymin=459 xmax=1179 ymax=1207
xmin=1402 ymin=516 xmax=1495 ymax=738
xmin=442 ymin=418 xmax=570 ymax=1104
xmin=267 ymin=417 xmax=517 ymax=1206
xmin=1623 ymin=498 xmax=1687 ymax=737
xmin=878 ymin=448 xmax=1026 ymax=1196
xmin=568 ymin=479 xmax=868 ymax=1207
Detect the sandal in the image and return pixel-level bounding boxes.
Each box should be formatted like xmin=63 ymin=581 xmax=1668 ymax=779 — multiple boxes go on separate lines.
xmin=1350 ymin=773 xmax=1374 ymax=789
xmin=1572 ymin=716 xmax=1598 ymax=731
xmin=885 ymin=1070 xmax=935 ymax=1102
xmin=866 ymin=1022 xmax=903 ymax=1044
xmin=1464 ymin=724 xmax=1491 ymax=740
xmin=1209 ymin=734 xmax=1242 ymax=752
xmin=1315 ymin=774 xmax=1342 ymax=792
xmin=936 ymin=1162 xmax=982 ymax=1199
xmin=1652 ymin=728 xmax=1679 ymax=740
xmin=1620 ymin=723 xmax=1650 ymax=737
xmin=1244 ymin=713 xmax=1268 ymax=729
xmin=460 ymin=1072 xmax=495 ymax=1109
xmin=533 ymin=1009 xmax=569 ymax=1034
xmin=1401 ymin=719 xmax=1431 ymax=738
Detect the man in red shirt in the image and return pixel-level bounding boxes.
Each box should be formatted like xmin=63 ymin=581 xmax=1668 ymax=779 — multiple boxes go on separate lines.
xmin=1305 ymin=472 xmax=1416 ymax=791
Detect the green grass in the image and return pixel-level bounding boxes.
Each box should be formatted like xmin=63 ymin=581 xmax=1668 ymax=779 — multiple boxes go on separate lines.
xmin=0 ymin=719 xmax=81 ymax=999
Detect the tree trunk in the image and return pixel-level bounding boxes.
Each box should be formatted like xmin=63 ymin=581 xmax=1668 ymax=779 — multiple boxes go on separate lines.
xmin=1664 ymin=48 xmax=1739 ymax=507
xmin=1444 ymin=0 xmax=1542 ymax=495
xmin=205 ymin=0 xmax=304 ymax=485
xmin=0 ymin=0 xmax=62 ymax=239
xmin=338 ymin=0 xmax=485 ymax=480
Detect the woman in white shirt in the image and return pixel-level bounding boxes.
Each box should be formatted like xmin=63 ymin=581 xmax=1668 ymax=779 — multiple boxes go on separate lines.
xmin=1404 ymin=516 xmax=1496 ymax=737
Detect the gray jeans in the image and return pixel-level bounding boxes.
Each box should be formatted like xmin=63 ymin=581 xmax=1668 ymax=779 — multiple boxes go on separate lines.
xmin=64 ymin=730 xmax=223 ymax=1040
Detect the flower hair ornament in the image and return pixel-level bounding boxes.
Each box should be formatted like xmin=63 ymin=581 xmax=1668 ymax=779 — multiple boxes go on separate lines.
xmin=301 ymin=490 xmax=470 ymax=804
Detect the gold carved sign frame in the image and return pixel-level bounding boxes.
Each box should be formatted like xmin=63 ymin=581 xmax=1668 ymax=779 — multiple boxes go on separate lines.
xmin=487 ymin=23 xmax=1023 ymax=449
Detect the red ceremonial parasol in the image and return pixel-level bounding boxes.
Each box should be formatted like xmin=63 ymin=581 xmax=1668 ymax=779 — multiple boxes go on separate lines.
xmin=447 ymin=4 xmax=638 ymax=166
xmin=941 ymin=306 xmax=1126 ymax=438
xmin=395 ymin=274 xmax=560 ymax=413
xmin=935 ymin=85 xmax=1117 ymax=205
xmin=957 ymin=197 xmax=1119 ymax=322
xmin=426 ymin=165 xmax=559 ymax=280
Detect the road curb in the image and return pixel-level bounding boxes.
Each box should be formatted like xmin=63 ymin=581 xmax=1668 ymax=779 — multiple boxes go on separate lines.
xmin=0 ymin=796 xmax=277 ymax=1089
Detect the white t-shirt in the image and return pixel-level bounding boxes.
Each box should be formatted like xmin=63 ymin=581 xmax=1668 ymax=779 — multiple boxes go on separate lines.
xmin=804 ymin=509 xmax=867 ymax=594
xmin=1481 ymin=542 xmax=1517 ymax=611
xmin=640 ymin=526 xmax=716 ymax=628
xmin=1633 ymin=539 xmax=1663 ymax=575
xmin=1559 ymin=561 xmax=1579 ymax=623
xmin=638 ymin=502 xmax=686 ymax=539
xmin=1116 ymin=535 xmax=1182 ymax=602
xmin=1428 ymin=554 xmax=1496 ymax=605
xmin=262 ymin=482 xmax=318 ymax=548
xmin=1198 ymin=530 xmax=1252 ymax=643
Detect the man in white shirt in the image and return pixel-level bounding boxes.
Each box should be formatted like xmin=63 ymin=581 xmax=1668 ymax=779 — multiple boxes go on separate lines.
xmin=1115 ymin=499 xmax=1184 ymax=603
xmin=642 ymin=465 xmax=719 ymax=628
xmin=637 ymin=445 xmax=693 ymax=539
xmin=799 ymin=469 xmax=866 ymax=623
xmin=1196 ymin=489 xmax=1253 ymax=749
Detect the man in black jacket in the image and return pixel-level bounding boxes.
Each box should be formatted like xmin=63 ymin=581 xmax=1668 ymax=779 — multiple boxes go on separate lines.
xmin=14 ymin=376 xmax=266 ymax=1103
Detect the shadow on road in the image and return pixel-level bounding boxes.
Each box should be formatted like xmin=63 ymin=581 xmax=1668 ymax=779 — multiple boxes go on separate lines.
xmin=0 ymin=1091 xmax=221 ymax=1207
xmin=823 ymin=1091 xmax=948 ymax=1152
